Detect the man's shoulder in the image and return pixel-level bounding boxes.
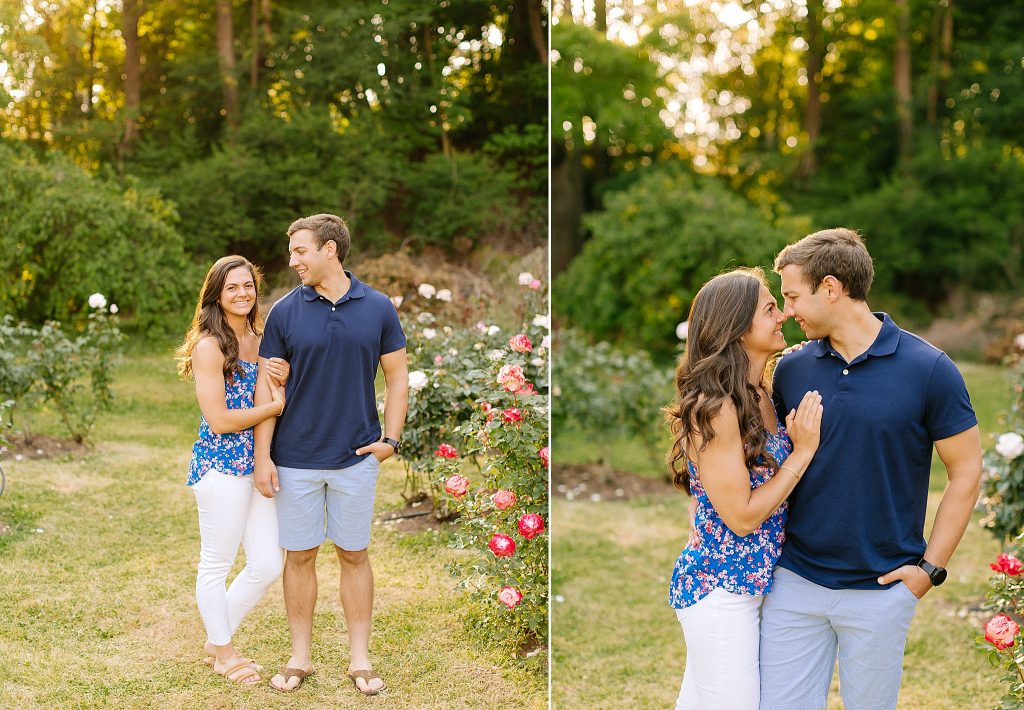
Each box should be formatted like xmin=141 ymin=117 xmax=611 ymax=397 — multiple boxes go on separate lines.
xmin=774 ymin=341 xmax=819 ymax=380
xmin=895 ymin=328 xmax=945 ymax=362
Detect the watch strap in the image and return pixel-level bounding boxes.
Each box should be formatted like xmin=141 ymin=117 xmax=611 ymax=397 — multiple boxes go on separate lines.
xmin=381 ymin=437 xmax=400 ymax=452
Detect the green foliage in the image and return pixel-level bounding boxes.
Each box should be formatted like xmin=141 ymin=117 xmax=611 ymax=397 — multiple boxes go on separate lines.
xmin=0 ymin=143 xmax=194 ymax=331
xmin=977 ymin=543 xmax=1024 ymax=708
xmin=552 ymin=329 xmax=673 ymax=473
xmin=981 ymin=349 xmax=1024 ymax=542
xmin=0 ymin=308 xmax=125 ymax=444
xmin=555 ymin=167 xmax=792 ymax=360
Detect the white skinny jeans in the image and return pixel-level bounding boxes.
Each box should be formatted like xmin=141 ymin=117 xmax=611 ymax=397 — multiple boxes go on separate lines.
xmin=675 ymin=588 xmax=763 ymax=710
xmin=193 ymin=469 xmax=284 ymax=645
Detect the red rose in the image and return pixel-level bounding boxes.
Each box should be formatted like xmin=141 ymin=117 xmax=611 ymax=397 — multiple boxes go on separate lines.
xmin=498 ymin=586 xmax=523 ymax=609
xmin=488 ymin=533 xmax=516 ymax=557
xmin=444 ymin=475 xmax=469 ymax=497
xmin=991 ymin=553 xmax=1023 ymax=576
xmin=517 ymin=513 xmax=545 ymax=539
xmin=502 ymin=407 xmax=524 ymax=424
xmin=435 ymin=443 xmax=458 ymax=459
xmin=985 ymin=613 xmax=1020 ymax=650
xmin=497 ymin=364 xmax=526 ymax=393
xmin=492 ymin=489 xmax=517 ymax=510
xmin=538 ymin=446 xmax=549 ymax=468
xmin=509 ymin=333 xmax=533 ymax=353
xmin=481 ymin=402 xmax=496 ymax=422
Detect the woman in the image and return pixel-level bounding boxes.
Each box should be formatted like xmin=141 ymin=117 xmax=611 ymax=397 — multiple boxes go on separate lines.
xmin=176 ymin=255 xmax=290 ymax=685
xmin=665 ymin=268 xmax=823 ymax=710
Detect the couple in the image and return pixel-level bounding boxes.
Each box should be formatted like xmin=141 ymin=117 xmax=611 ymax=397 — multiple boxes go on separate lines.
xmin=667 ymin=228 xmax=983 ymax=709
xmin=175 ymin=213 xmax=408 ymax=694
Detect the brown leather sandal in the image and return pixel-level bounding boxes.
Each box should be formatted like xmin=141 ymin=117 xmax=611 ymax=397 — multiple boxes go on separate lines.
xmin=218 ymin=660 xmax=262 ymax=685
xmin=348 ymin=669 xmax=387 ymax=695
xmin=271 ymin=666 xmax=315 ymax=692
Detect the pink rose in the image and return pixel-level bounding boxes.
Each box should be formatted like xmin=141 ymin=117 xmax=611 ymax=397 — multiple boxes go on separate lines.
xmin=529 ymin=279 xmax=541 ymax=290
xmin=481 ymin=402 xmax=496 ymax=422
xmin=539 ymin=446 xmax=549 ymax=468
xmin=434 ymin=354 xmax=444 ymax=365
xmin=435 ymin=443 xmax=458 ymax=459
xmin=520 ymin=383 xmax=536 ymax=396
xmin=509 ymin=333 xmax=533 ymax=353
xmin=496 ymin=364 xmax=526 ymax=393
xmin=444 ymin=475 xmax=469 ymax=497
xmin=985 ymin=613 xmax=1020 ymax=650
xmin=492 ymin=489 xmax=517 ymax=510
xmin=502 ymin=407 xmax=523 ymax=424
xmin=517 ymin=513 xmax=545 ymax=539
xmin=991 ymin=553 xmax=1023 ymax=576
xmin=498 ymin=586 xmax=523 ymax=609
xmin=488 ymin=533 xmax=516 ymax=557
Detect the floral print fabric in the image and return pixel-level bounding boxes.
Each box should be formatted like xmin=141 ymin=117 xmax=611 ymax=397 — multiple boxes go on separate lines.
xmin=186 ymin=360 xmax=258 ymax=486
xmin=669 ymin=426 xmax=793 ymax=609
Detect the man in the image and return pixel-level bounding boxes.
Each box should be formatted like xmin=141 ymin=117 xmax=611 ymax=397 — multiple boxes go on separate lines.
xmin=759 ymin=228 xmax=982 ymax=710
xmin=253 ymin=213 xmax=408 ymax=695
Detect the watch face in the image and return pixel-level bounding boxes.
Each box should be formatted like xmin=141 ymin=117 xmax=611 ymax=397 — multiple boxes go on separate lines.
xmin=932 ymin=567 xmax=947 ymax=585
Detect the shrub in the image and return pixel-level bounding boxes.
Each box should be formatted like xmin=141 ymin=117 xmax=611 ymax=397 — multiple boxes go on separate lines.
xmin=0 ymin=143 xmax=193 ymax=332
xmin=554 ymin=166 xmax=791 ymax=360
xmin=980 ymin=339 xmax=1024 ymax=542
xmin=976 ymin=545 xmax=1024 ymax=706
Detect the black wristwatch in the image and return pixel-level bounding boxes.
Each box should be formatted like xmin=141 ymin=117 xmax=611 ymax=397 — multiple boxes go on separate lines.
xmin=381 ymin=437 xmax=401 ymax=453
xmin=917 ymin=558 xmax=947 ymax=586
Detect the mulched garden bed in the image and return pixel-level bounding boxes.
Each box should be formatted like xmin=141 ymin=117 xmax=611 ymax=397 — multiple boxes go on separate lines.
xmin=553 ymin=463 xmax=675 ymax=502
xmin=1 ymin=433 xmax=89 ymax=461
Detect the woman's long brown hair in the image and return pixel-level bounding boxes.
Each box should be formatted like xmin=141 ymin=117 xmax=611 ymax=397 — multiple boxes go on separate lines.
xmin=176 ymin=255 xmax=264 ymax=382
xmin=665 ymin=268 xmax=779 ymax=494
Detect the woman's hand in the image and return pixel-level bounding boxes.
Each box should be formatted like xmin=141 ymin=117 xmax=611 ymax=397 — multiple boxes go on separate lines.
xmin=266 ymin=357 xmax=290 ymax=386
xmin=781 ymin=340 xmax=810 ymax=356
xmin=269 ymin=378 xmax=286 ymax=415
xmin=785 ymin=390 xmax=823 ymax=456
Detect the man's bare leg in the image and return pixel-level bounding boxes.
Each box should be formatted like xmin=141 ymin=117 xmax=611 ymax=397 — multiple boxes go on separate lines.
xmin=270 ymin=547 xmax=319 ymax=691
xmin=336 ymin=546 xmax=383 ymax=693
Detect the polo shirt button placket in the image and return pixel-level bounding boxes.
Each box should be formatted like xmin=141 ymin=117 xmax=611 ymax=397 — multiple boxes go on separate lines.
xmin=842 ymin=369 xmax=849 ymax=375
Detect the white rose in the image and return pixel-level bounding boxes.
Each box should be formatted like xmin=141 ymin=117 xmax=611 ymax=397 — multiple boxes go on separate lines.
xmin=408 ymin=370 xmax=428 ymax=391
xmin=436 ymin=289 xmax=452 ymax=302
xmin=109 ymin=304 xmax=119 ymax=314
xmin=541 ymin=334 xmax=551 ymax=349
xmin=676 ymin=321 xmax=689 ymax=341
xmin=1016 ymin=333 xmax=1024 ymax=351
xmin=473 ymin=342 xmax=484 ymax=350
xmin=88 ymin=293 xmax=107 ymax=309
xmin=996 ymin=432 xmax=1024 ymax=460
xmin=418 ymin=283 xmax=436 ymax=299
xmin=532 ymin=314 xmax=550 ymax=329
xmin=518 ymin=272 xmax=534 ymax=286
xmin=416 ymin=311 xmax=435 ymax=324
xmin=530 ymin=357 xmax=544 ymax=367
xmin=487 ymin=325 xmax=501 ymax=336
xmin=486 ymin=349 xmax=505 ymax=361
xmin=422 ymin=328 xmax=437 ymax=339
xmin=390 ymin=295 xmax=404 ymax=309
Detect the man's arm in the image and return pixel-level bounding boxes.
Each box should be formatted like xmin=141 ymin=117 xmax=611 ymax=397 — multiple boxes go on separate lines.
xmin=253 ymin=356 xmax=280 ymax=497
xmin=355 ymin=348 xmax=409 ymax=462
xmin=878 ymin=425 xmax=983 ymax=597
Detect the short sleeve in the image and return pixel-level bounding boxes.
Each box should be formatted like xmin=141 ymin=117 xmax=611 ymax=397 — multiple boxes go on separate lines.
xmin=771 ymin=358 xmax=790 ymax=423
xmin=380 ymin=299 xmax=407 ymax=355
xmin=925 ymin=353 xmax=977 ymax=441
xmin=258 ymin=301 xmax=288 ymax=359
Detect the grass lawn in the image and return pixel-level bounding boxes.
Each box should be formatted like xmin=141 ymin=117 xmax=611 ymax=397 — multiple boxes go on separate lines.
xmin=552 ymin=362 xmax=1010 ymax=709
xmin=0 ymin=350 xmax=547 ymax=709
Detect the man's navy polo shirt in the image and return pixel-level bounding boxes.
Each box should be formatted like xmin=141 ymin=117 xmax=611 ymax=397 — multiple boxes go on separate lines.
xmin=771 ymin=313 xmax=976 ymax=590
xmin=258 ymin=272 xmax=406 ymax=470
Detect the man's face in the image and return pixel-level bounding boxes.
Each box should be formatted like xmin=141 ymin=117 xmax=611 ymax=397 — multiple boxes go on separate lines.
xmin=288 ymin=228 xmax=333 ymax=286
xmin=780 ymin=264 xmax=830 ymax=340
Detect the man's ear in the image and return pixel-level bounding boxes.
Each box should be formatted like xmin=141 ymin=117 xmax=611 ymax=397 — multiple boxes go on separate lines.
xmin=821 ymin=275 xmax=843 ymax=301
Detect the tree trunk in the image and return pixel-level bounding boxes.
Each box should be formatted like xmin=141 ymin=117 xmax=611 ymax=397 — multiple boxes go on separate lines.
xmin=120 ymin=0 xmax=142 ymax=159
xmin=551 ymin=142 xmax=585 ymax=276
xmin=894 ymin=0 xmax=913 ymax=160
xmin=217 ymin=0 xmax=239 ymax=124
xmin=85 ymin=1 xmax=97 ymax=114
xmin=423 ymin=24 xmax=451 ymax=156
xmin=525 ymin=0 xmax=547 ymax=63
xmin=249 ymin=0 xmax=259 ymax=88
xmin=800 ymin=0 xmax=824 ymax=176
xmin=595 ymin=0 xmax=607 ymax=34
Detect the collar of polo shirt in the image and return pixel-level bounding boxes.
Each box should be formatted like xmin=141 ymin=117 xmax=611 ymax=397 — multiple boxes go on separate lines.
xmin=301 ymin=271 xmax=367 ymax=303
xmin=812 ymin=311 xmax=901 ymax=360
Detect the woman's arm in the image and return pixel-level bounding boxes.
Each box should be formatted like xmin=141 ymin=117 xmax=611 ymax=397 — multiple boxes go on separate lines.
xmin=193 ymin=337 xmax=284 ymax=434
xmin=697 ymin=391 xmax=821 ymax=537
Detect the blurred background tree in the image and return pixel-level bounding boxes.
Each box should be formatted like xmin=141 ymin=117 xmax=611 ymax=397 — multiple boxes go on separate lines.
xmin=1 ymin=0 xmax=547 ymax=328
xmin=552 ymin=0 xmax=1024 ymax=362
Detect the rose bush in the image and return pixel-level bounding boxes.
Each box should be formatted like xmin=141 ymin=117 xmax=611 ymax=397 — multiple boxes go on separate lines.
xmin=977 ymin=544 xmax=1024 ymax=704
xmin=980 ymin=337 xmax=1024 ymax=542
xmin=0 ymin=298 xmax=124 ymax=444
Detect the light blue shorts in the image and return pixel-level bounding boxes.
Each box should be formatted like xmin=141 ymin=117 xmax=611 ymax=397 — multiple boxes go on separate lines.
xmin=275 ymin=456 xmax=381 ymax=552
xmin=758 ymin=566 xmax=919 ymax=710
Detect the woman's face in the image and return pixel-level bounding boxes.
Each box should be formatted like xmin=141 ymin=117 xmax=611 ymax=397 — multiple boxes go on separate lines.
xmin=742 ymin=285 xmax=788 ymax=356
xmin=218 ymin=265 xmax=257 ymax=319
